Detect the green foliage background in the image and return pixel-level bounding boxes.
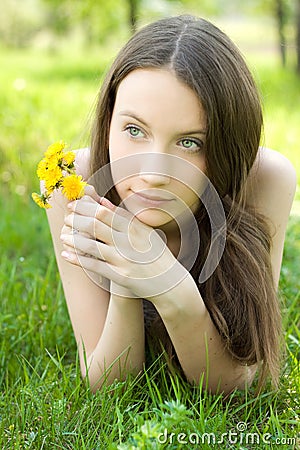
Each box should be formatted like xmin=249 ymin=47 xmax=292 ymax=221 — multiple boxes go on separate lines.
xmin=0 ymin=2 xmax=299 ymax=448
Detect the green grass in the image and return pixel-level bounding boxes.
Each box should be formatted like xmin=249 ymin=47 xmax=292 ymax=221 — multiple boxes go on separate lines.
xmin=0 ymin=36 xmax=299 ymax=449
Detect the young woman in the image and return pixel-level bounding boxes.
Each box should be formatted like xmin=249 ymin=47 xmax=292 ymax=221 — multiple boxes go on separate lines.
xmin=46 ymin=15 xmax=296 ymax=394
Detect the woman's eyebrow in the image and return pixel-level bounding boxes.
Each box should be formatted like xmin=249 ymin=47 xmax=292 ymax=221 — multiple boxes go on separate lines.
xmin=178 ymin=128 xmax=207 ymax=136
xmin=119 ymin=109 xmax=207 ymax=135
xmin=119 ymin=110 xmax=149 ymax=127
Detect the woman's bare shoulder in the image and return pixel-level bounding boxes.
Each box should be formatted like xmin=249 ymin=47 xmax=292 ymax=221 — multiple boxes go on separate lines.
xmin=257 ymin=147 xmax=296 ymax=177
xmin=246 ymin=147 xmax=297 ymax=286
xmin=74 ymin=148 xmax=91 ymax=181
xmin=246 ymin=147 xmax=297 ymax=208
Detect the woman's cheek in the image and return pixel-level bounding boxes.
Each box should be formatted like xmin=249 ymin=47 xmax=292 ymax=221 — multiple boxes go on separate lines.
xmin=113 ymin=180 xmax=129 ymax=203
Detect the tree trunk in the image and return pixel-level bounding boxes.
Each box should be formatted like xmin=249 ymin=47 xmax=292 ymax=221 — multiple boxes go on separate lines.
xmin=128 ymin=0 xmax=138 ymax=33
xmin=297 ymin=0 xmax=300 ymax=73
xmin=275 ymin=0 xmax=286 ymax=67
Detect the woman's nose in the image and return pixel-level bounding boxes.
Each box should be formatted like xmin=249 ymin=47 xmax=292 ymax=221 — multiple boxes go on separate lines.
xmin=139 ymin=173 xmax=171 ymax=186
xmin=138 ymin=153 xmax=171 ymax=186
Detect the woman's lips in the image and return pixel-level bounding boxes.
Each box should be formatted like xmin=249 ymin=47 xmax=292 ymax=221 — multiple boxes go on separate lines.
xmin=131 ymin=190 xmax=174 ymax=205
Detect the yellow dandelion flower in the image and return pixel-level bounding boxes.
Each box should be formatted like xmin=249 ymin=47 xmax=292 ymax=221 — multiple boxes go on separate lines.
xmin=36 ymin=158 xmax=48 ymax=180
xmin=44 ymin=166 xmax=63 ymax=190
xmin=33 ymin=141 xmax=90 ymax=209
xmin=37 ymin=157 xmax=62 ymax=183
xmin=62 ymin=151 xmax=75 ymax=166
xmin=45 ymin=152 xmax=61 ymax=170
xmin=61 ymin=174 xmax=87 ymax=200
xmin=44 ymin=141 xmax=66 ymax=158
xmin=31 ymin=192 xmax=51 ymax=209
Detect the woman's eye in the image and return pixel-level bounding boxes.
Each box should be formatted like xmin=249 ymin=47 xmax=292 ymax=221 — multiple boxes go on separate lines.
xmin=125 ymin=125 xmax=144 ymax=138
xmin=178 ymin=138 xmax=203 ymax=152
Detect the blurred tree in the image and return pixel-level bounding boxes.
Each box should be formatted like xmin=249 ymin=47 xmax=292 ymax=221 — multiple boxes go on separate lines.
xmin=78 ymin=0 xmax=128 ymax=43
xmin=255 ymin=0 xmax=300 ymax=73
xmin=47 ymin=0 xmax=156 ymax=40
xmin=271 ymin=0 xmax=300 ymax=74
xmin=43 ymin=0 xmax=71 ymax=36
xmin=0 ymin=0 xmax=46 ymax=47
xmin=129 ymin=0 xmax=138 ymax=32
xmin=275 ymin=0 xmax=287 ymax=66
xmin=255 ymin=0 xmax=289 ymax=67
xmin=42 ymin=0 xmax=128 ymax=43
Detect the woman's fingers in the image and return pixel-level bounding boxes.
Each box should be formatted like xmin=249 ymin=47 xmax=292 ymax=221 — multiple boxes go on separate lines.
xmin=83 ymin=184 xmax=102 ymax=203
xmin=60 ymin=233 xmax=113 ymax=263
xmin=67 ymin=196 xmax=132 ymax=231
xmin=61 ymin=242 xmax=87 ymax=257
xmin=61 ymin=251 xmax=129 ymax=290
xmin=60 ymin=223 xmax=90 ymax=256
xmin=83 ymin=186 xmax=116 ymax=211
xmin=64 ymin=213 xmax=114 ymax=244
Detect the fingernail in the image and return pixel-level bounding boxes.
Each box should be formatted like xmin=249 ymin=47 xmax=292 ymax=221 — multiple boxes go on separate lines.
xmin=67 ymin=201 xmax=75 ymax=209
xmin=61 ymin=251 xmax=71 ymax=259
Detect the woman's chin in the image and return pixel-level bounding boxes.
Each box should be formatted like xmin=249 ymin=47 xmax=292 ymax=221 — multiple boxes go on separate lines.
xmin=132 ymin=209 xmax=175 ymax=229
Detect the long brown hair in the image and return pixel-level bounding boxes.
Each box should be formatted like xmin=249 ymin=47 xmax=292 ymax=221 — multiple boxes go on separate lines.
xmin=90 ymin=15 xmax=282 ymax=389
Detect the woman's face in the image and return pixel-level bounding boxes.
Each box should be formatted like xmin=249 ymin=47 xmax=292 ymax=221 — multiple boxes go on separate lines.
xmin=108 ymin=68 xmax=207 ymax=229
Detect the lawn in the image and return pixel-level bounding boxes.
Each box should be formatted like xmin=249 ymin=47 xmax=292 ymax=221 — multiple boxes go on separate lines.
xmin=0 ymin=28 xmax=299 ymax=449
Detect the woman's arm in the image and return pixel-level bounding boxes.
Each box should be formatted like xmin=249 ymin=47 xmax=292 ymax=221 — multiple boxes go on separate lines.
xmin=46 ymin=190 xmax=110 ymax=367
xmin=46 ymin=166 xmax=145 ymax=387
xmin=84 ymin=293 xmax=145 ymax=391
xmin=150 ymin=274 xmax=254 ymax=393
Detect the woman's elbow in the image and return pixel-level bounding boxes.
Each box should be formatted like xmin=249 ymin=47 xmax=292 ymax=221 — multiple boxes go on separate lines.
xmin=187 ymin=363 xmax=258 ymax=395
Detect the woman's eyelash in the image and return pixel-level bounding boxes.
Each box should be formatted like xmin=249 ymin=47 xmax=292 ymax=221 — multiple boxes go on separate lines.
xmin=178 ymin=137 xmax=204 ymax=152
xmin=124 ymin=124 xmax=144 ymax=138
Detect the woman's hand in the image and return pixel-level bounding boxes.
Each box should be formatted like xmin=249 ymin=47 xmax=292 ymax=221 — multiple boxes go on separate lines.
xmin=60 ymin=186 xmax=187 ymax=299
